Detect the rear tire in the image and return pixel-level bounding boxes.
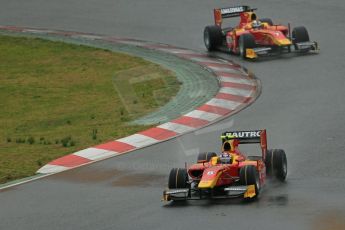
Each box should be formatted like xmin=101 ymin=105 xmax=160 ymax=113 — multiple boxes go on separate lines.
xmin=260 ymin=18 xmax=273 ymax=26
xmin=204 ymin=25 xmax=222 ymax=51
xmin=197 ymin=152 xmax=217 ymax=163
xmin=168 ymin=168 xmax=189 ymax=189
xmin=239 ymin=165 xmax=260 ymax=196
xmin=265 ymin=149 xmax=287 ymax=181
xmin=239 ymin=33 xmax=256 ymax=59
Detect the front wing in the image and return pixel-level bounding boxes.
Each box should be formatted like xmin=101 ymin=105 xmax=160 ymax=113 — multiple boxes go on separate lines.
xmin=162 ymin=185 xmax=256 ymax=201
xmin=245 ymin=41 xmax=319 ymax=59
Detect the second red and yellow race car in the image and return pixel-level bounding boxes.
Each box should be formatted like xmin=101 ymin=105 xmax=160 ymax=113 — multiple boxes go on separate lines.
xmin=163 ymin=130 xmax=287 ymax=202
xmin=203 ymin=5 xmax=319 ymax=59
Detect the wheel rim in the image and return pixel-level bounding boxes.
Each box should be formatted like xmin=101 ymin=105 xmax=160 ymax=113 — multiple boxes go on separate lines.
xmin=204 ymin=30 xmax=210 ymax=48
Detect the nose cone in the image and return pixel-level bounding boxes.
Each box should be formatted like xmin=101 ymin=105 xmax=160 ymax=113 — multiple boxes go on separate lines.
xmin=270 ymin=31 xmax=292 ymax=46
xmin=277 ymin=38 xmax=292 ymax=46
xmin=198 ymin=167 xmax=222 ymax=189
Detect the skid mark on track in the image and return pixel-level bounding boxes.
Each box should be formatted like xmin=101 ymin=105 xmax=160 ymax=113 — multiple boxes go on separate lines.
xmin=50 ymin=167 xmax=165 ymax=187
xmin=112 ymin=173 xmax=165 ymax=187
xmin=0 ymin=186 xmax=16 ymax=193
xmin=51 ymin=168 xmax=121 ymax=183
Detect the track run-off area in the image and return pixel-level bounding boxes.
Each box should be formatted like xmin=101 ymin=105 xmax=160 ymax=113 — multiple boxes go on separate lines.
xmin=1 ymin=0 xmax=345 ymax=230
xmin=0 ymin=26 xmax=259 ymax=178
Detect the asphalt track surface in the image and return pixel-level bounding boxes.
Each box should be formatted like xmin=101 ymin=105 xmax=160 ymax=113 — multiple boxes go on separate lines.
xmin=1 ymin=0 xmax=345 ymax=229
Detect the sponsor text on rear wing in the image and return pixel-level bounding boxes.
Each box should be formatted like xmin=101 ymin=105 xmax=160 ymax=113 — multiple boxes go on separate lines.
xmin=221 ymin=129 xmax=267 ymax=160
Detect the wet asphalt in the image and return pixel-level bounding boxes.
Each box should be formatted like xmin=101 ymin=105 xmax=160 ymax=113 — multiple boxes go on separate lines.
xmin=0 ymin=0 xmax=345 ymax=229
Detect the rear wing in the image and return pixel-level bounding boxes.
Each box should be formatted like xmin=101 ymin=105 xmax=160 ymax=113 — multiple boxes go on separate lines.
xmin=214 ymin=5 xmax=256 ymax=27
xmin=221 ymin=129 xmax=267 ymax=160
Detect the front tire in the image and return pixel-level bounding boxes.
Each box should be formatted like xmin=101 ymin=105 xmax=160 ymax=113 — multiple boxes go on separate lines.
xmin=239 ymin=33 xmax=256 ymax=59
xmin=292 ymin=26 xmax=310 ymax=51
xmin=204 ymin=25 xmax=222 ymax=51
xmin=239 ymin=165 xmax=260 ymax=196
xmin=265 ymin=149 xmax=287 ymax=181
xmin=168 ymin=168 xmax=189 ymax=189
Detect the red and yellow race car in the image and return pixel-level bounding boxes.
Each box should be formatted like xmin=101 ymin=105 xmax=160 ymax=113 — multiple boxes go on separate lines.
xmin=163 ymin=130 xmax=287 ymax=202
xmin=203 ymin=5 xmax=318 ymax=59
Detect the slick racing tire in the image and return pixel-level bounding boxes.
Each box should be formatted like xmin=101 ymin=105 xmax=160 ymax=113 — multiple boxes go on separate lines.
xmin=239 ymin=33 xmax=256 ymax=59
xmin=197 ymin=152 xmax=217 ymax=163
xmin=292 ymin=26 xmax=310 ymax=43
xmin=239 ymin=165 xmax=260 ymax=196
xmin=168 ymin=168 xmax=189 ymax=189
xmin=204 ymin=25 xmax=222 ymax=51
xmin=292 ymin=26 xmax=310 ymax=50
xmin=260 ymin=18 xmax=273 ymax=26
xmin=265 ymin=149 xmax=287 ymax=181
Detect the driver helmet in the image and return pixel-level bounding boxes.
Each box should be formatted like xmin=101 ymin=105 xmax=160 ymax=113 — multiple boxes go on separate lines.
xmin=252 ymin=20 xmax=262 ymax=29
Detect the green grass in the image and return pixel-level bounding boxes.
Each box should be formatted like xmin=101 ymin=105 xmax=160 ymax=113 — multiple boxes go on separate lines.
xmin=0 ymin=35 xmax=181 ymax=184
